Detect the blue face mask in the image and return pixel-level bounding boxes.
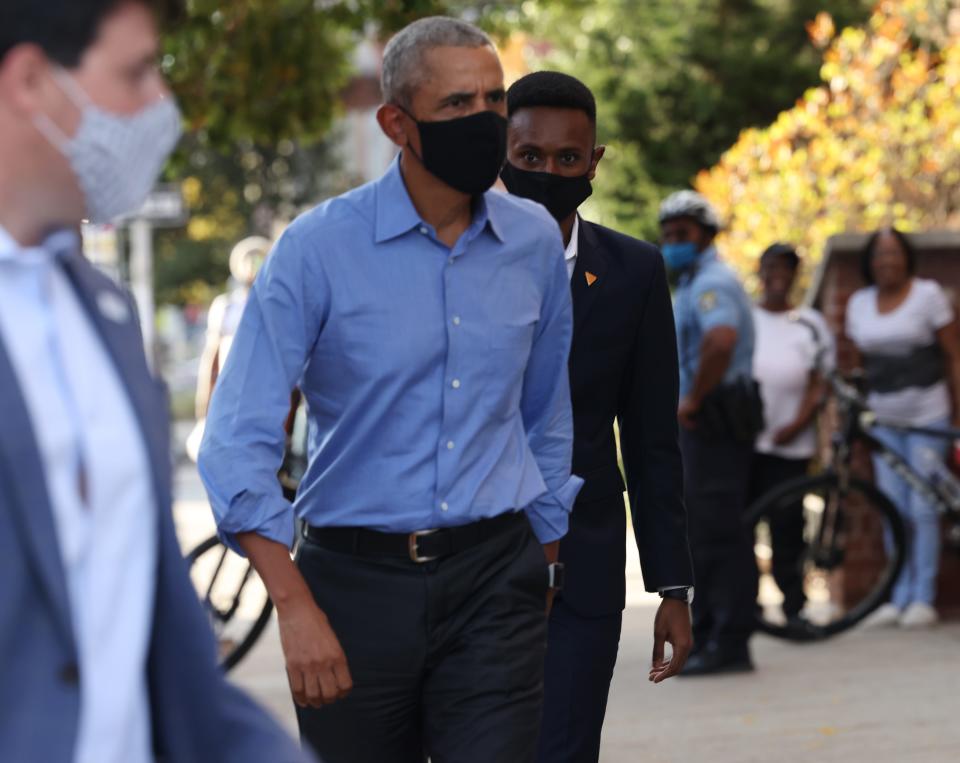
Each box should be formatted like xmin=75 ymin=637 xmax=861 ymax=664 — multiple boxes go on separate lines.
xmin=661 ymin=242 xmax=700 ymax=272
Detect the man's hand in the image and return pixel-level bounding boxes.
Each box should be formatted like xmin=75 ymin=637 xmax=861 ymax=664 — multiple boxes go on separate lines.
xmin=677 ymin=396 xmax=700 ymax=430
xmin=648 ymin=598 xmax=693 ymax=683
xmin=236 ymin=532 xmax=353 ymax=708
xmin=277 ymin=597 xmax=353 ymax=708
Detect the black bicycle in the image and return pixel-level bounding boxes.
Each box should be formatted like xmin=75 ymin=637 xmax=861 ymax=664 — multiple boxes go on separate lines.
xmin=186 ymin=533 xmax=276 ymax=671
xmin=747 ymin=335 xmax=960 ymax=641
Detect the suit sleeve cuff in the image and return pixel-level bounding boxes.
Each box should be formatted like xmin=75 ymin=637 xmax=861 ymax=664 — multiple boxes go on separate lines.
xmin=524 ymin=474 xmax=584 ymax=543
xmin=216 ymin=492 xmax=296 ymax=556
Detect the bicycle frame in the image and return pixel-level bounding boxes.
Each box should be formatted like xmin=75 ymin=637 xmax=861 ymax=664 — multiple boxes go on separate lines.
xmin=829 ymin=378 xmax=960 ymax=520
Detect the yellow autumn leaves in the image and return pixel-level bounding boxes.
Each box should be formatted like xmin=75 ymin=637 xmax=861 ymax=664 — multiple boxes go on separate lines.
xmin=698 ymin=1 xmax=960 ymax=279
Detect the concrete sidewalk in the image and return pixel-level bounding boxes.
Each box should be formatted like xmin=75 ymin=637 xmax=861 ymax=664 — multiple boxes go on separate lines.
xmin=229 ymin=606 xmax=960 ymax=763
xmin=173 ymin=463 xmax=960 ymax=762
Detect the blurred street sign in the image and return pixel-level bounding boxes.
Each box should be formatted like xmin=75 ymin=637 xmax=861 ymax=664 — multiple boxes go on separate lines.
xmin=120 ymin=184 xmax=186 ymax=227
xmin=81 ymin=223 xmax=121 ymax=274
xmin=118 ymin=184 xmax=188 ymax=369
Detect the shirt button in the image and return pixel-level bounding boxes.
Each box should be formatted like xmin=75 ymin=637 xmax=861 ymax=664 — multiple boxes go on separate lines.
xmin=441 ymin=501 xmax=449 ymax=512
xmin=452 ymin=316 xmax=461 ymax=326
xmin=419 ymin=226 xmax=428 ymax=235
xmin=448 ymin=257 xmax=455 ymax=265
xmin=451 ymin=379 xmax=461 ymax=389
xmin=446 ymin=441 xmax=455 ymax=450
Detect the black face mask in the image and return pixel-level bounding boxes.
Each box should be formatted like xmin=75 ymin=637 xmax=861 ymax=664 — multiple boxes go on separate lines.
xmin=500 ymin=163 xmax=593 ymax=221
xmin=404 ymin=109 xmax=507 ymax=195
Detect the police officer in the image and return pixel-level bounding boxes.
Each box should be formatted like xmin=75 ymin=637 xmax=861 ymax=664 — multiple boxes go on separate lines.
xmin=659 ymin=191 xmax=759 ymax=675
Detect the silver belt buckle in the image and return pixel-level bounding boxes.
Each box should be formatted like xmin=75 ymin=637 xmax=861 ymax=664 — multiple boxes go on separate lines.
xmin=408 ymin=529 xmax=439 ymax=563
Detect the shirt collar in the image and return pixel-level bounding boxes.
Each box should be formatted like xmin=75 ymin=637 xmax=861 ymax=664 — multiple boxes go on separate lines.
xmin=678 ymin=244 xmax=719 ymax=286
xmin=699 ymin=244 xmax=719 ymax=265
xmin=374 ymin=156 xmax=505 ymax=245
xmin=0 ymin=224 xmax=79 ymax=265
xmin=564 ymin=215 xmax=580 ymax=265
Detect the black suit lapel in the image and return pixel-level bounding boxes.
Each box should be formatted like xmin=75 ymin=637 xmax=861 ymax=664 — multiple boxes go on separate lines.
xmin=571 ymin=218 xmax=609 ymax=337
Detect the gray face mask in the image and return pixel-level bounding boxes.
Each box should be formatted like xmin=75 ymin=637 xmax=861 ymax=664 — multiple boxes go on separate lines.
xmin=33 ymin=69 xmax=183 ymax=223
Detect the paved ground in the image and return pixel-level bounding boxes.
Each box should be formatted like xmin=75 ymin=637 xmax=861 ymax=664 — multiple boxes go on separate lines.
xmin=173 ymin=460 xmax=960 ymax=762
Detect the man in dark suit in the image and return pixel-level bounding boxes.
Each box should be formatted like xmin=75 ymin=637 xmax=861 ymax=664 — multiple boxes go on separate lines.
xmin=0 ymin=1 xmax=309 ymax=760
xmin=502 ymin=72 xmax=695 ymax=762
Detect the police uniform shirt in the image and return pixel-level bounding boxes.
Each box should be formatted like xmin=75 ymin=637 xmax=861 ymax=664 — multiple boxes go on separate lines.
xmin=673 ymin=246 xmax=755 ymax=398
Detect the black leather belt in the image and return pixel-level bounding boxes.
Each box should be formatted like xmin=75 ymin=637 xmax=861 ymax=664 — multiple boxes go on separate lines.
xmin=302 ymin=511 xmax=525 ymax=564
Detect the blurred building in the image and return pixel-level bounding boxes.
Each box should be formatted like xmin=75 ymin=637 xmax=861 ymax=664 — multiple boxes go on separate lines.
xmin=337 ymin=38 xmax=396 ymax=184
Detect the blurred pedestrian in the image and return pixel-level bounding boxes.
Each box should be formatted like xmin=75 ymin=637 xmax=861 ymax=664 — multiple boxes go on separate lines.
xmin=187 ymin=235 xmax=269 ymax=461
xmin=195 ymin=235 xmax=270 ymax=419
xmin=846 ymin=228 xmax=960 ymax=628
xmin=659 ymin=191 xmax=762 ymax=676
xmin=750 ymin=243 xmax=833 ymax=630
xmin=0 ymin=1 xmax=309 ymax=761
xmin=199 ymin=17 xmax=580 ymax=763
xmin=502 ymin=71 xmax=693 ymax=763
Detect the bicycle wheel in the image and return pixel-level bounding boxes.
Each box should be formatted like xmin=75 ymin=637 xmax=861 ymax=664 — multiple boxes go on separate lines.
xmin=186 ymin=535 xmax=274 ymax=672
xmin=746 ymin=472 xmax=906 ymax=641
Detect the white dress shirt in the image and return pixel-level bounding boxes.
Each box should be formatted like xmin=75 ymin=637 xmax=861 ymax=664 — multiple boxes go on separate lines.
xmin=0 ymin=226 xmax=156 ymax=763
xmin=564 ymin=215 xmax=580 ymax=280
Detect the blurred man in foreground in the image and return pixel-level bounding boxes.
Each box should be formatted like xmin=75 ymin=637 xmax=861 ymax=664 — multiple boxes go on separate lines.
xmin=0 ymin=1 xmax=309 ymax=760
xmin=659 ymin=191 xmax=760 ymax=676
xmin=502 ymin=71 xmax=694 ymax=762
xmin=200 ymin=16 xmax=579 ymax=763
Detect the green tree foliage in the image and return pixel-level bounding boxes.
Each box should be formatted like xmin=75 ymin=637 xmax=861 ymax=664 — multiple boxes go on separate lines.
xmin=154 ymin=0 xmax=518 ymax=304
xmin=151 ymin=0 xmax=874 ymax=303
xmin=520 ymin=0 xmax=871 ymax=238
xmin=699 ymin=1 xmax=960 ymax=280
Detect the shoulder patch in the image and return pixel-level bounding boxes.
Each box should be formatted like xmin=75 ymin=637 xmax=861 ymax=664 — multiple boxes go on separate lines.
xmin=698 ymin=290 xmax=718 ymax=312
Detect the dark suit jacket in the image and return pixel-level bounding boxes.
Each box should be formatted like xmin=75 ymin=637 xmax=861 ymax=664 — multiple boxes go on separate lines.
xmin=0 ymin=250 xmax=310 ymax=762
xmin=562 ymin=218 xmax=694 ymax=617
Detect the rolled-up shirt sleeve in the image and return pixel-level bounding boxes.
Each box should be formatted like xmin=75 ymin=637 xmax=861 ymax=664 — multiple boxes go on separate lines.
xmin=520 ymin=234 xmax=583 ymax=543
xmin=198 ymin=227 xmax=327 ymax=554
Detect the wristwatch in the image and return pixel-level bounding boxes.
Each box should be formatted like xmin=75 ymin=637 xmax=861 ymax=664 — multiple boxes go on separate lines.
xmin=547 ymin=562 xmax=565 ymax=591
xmin=659 ymin=587 xmax=694 ymax=604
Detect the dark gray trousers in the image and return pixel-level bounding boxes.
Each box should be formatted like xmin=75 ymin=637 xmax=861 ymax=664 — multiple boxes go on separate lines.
xmin=536 ymin=597 xmax=622 ymax=763
xmin=680 ymin=428 xmax=757 ymax=652
xmin=295 ymin=516 xmax=549 ymax=763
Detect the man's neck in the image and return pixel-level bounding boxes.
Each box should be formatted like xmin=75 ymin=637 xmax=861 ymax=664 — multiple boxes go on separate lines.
xmin=0 ymin=187 xmax=49 ymax=248
xmin=877 ymin=279 xmax=912 ymax=298
xmin=0 ymin=145 xmax=66 ymax=247
xmin=399 ymin=151 xmax=473 ymax=247
xmin=559 ymin=212 xmax=577 ymax=247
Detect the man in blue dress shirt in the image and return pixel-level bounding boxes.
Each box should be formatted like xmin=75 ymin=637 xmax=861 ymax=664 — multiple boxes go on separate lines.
xmin=199 ymin=16 xmax=581 ymax=763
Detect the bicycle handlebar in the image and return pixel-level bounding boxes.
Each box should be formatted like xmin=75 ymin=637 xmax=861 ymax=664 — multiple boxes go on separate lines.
xmin=787 ymin=312 xmax=960 ymax=441
xmin=827 ymin=370 xmax=868 ymax=411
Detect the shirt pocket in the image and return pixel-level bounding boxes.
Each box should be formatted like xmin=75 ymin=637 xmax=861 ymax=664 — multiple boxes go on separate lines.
xmin=484 ymin=320 xmax=537 ymax=421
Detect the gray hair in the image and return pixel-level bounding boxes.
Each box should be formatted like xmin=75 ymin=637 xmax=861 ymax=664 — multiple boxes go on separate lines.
xmin=381 ymin=16 xmax=494 ymax=109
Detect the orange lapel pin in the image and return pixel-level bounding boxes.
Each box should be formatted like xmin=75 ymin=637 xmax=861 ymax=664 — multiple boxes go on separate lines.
xmin=585 ymin=271 xmax=598 ymax=287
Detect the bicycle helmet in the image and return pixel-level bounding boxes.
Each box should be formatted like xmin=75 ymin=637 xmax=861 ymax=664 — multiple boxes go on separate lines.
xmin=658 ymin=190 xmax=721 ymax=232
